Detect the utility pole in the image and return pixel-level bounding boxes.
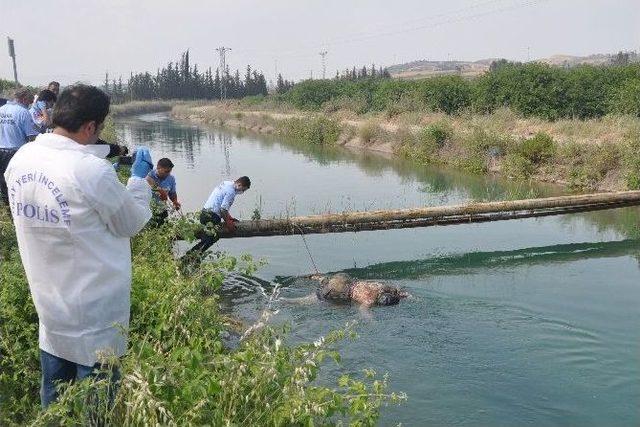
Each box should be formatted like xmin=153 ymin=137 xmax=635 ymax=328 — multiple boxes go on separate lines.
xmin=319 ymin=50 xmax=328 ymax=79
xmin=216 ymin=47 xmax=231 ymax=100
xmin=7 ymin=37 xmax=18 ymax=85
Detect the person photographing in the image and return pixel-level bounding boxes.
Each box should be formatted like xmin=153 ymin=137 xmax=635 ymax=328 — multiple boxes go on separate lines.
xmin=4 ymin=84 xmax=154 ymax=407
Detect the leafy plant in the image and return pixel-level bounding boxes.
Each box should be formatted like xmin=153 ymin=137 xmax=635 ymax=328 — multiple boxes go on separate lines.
xmin=0 ymin=208 xmax=403 ymax=425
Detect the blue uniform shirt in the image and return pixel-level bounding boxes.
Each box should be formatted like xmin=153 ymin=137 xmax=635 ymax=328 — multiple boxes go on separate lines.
xmin=0 ymin=101 xmax=40 ymax=149
xmin=29 ymin=100 xmax=48 ymax=131
xmin=204 ymin=180 xmax=237 ymax=215
xmin=147 ymin=169 xmax=177 ymax=203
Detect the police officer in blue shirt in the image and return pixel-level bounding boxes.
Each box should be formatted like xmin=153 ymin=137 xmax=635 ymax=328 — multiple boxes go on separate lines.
xmin=184 ymin=176 xmax=251 ymax=261
xmin=0 ymin=88 xmax=40 ymax=204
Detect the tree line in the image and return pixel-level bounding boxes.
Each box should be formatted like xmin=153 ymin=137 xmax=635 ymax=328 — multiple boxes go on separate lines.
xmin=283 ymin=61 xmax=640 ymax=119
xmin=104 ymin=50 xmax=268 ymax=103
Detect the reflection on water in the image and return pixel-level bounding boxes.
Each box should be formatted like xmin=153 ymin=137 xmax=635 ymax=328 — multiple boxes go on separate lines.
xmin=116 ymin=113 xmax=640 ymax=427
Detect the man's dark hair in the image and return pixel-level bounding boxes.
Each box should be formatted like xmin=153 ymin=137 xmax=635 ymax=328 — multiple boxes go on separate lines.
xmin=235 ymin=176 xmax=251 ymax=188
xmin=157 ymin=158 xmax=174 ymax=169
xmin=13 ymin=87 xmax=34 ymax=101
xmin=37 ymin=89 xmax=57 ymax=103
xmin=48 ymin=81 xmax=60 ymax=89
xmin=52 ymin=84 xmax=110 ymax=132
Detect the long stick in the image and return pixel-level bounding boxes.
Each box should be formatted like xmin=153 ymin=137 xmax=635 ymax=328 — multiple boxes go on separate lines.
xmin=213 ymin=191 xmax=640 ymax=239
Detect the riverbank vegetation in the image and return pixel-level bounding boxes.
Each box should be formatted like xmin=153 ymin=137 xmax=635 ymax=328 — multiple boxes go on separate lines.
xmin=172 ymin=104 xmax=640 ymax=191
xmin=280 ymin=62 xmax=640 ymax=120
xmin=0 ymin=203 xmax=402 ymax=425
xmin=172 ymin=62 xmax=640 ymax=192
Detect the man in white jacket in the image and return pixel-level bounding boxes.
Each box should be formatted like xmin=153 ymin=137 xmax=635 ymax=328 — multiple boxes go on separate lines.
xmin=4 ymin=84 xmax=153 ymax=407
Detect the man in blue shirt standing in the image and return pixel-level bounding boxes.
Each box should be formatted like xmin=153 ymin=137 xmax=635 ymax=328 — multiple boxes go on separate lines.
xmin=146 ymin=157 xmax=181 ymax=226
xmin=184 ymin=176 xmax=251 ymax=260
xmin=0 ymin=88 xmax=39 ymax=204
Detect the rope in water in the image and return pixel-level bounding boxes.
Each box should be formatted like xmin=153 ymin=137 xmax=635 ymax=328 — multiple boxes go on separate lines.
xmin=295 ymin=224 xmax=320 ymax=274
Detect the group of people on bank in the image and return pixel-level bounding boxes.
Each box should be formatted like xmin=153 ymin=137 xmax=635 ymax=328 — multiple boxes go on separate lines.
xmin=1 ymin=82 xmax=404 ymax=412
xmin=0 ymin=83 xmax=250 ymax=408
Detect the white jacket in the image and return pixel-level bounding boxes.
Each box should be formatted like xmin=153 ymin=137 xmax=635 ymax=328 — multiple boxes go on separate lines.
xmin=4 ymin=133 xmax=151 ymax=366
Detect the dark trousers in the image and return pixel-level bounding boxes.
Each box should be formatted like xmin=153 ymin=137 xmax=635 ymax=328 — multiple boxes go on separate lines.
xmin=0 ymin=148 xmax=18 ymax=205
xmin=149 ymin=209 xmax=169 ymax=227
xmin=186 ymin=209 xmax=221 ymax=257
xmin=40 ymin=350 xmax=120 ymax=409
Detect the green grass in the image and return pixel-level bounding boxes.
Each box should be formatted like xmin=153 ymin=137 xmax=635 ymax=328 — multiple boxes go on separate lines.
xmin=276 ymin=115 xmax=341 ymax=144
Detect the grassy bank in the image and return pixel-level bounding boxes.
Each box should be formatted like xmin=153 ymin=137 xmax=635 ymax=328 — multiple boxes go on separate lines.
xmin=0 ymin=205 xmax=402 ymax=425
xmin=110 ymin=100 xmax=177 ymax=117
xmin=172 ymin=102 xmax=640 ymax=192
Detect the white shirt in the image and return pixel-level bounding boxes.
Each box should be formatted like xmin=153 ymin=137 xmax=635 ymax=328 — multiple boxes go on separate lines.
xmin=203 ymin=180 xmax=237 ymax=215
xmin=4 ymin=133 xmax=151 ymax=366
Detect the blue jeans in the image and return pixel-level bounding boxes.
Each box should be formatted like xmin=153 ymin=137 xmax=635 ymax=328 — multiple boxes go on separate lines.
xmin=40 ymin=349 xmax=120 ymax=408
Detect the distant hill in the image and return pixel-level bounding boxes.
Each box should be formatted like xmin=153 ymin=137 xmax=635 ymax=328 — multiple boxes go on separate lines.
xmin=387 ymin=52 xmax=639 ymax=79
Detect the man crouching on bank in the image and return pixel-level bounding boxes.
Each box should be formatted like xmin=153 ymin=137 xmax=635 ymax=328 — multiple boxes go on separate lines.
xmin=4 ymin=84 xmax=154 ymax=408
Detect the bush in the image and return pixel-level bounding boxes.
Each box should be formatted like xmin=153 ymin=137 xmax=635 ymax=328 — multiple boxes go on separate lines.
xmin=384 ymin=94 xmax=425 ymax=118
xmin=502 ymin=153 xmax=535 ymax=179
xmin=516 ymin=132 xmax=556 ymax=164
xmin=622 ymin=137 xmax=640 ymax=189
xmin=277 ymin=115 xmax=341 ymax=144
xmin=283 ymin=63 xmax=640 ymax=120
xmin=610 ymin=79 xmax=640 ymax=116
xmin=420 ymin=122 xmax=452 ymax=149
xmin=0 ymin=207 xmax=403 ymax=425
xmin=322 ymin=95 xmax=369 ymax=114
xmin=358 ymin=120 xmax=381 ymax=143
xmin=417 ymin=75 xmax=471 ymax=115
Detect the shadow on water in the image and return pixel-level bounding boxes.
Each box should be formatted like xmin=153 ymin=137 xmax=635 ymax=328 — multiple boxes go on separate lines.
xmin=338 ymin=239 xmax=640 ymax=280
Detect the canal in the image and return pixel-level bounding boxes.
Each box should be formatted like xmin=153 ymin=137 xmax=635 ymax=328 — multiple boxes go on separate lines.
xmin=116 ymin=113 xmax=640 ymax=426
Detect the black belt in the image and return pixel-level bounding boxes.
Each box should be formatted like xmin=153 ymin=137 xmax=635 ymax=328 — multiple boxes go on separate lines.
xmin=0 ymin=147 xmax=18 ymax=152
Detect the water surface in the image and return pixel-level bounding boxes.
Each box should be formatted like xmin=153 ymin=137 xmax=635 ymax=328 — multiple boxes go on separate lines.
xmin=117 ymin=113 xmax=640 ymax=426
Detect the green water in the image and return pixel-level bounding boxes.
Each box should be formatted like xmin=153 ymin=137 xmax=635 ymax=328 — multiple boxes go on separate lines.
xmin=117 ymin=113 xmax=640 ymax=426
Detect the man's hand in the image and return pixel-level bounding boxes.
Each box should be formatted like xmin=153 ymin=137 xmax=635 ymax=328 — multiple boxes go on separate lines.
xmin=225 ymin=217 xmax=237 ymax=232
xmin=131 ymin=147 xmax=153 ymax=178
xmin=173 ymin=201 xmax=181 ymax=210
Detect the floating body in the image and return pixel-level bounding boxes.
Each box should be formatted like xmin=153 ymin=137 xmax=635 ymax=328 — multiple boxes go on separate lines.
xmin=309 ymin=273 xmax=408 ymax=307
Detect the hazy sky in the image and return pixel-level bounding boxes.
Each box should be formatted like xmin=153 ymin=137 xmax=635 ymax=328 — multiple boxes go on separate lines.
xmin=1 ymin=0 xmax=639 ymax=86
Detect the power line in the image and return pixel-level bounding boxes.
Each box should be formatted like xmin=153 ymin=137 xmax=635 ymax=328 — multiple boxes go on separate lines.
xmin=235 ymin=0 xmax=547 ymax=60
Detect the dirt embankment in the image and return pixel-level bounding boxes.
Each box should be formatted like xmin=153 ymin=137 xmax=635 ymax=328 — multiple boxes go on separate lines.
xmin=172 ymin=105 xmax=411 ymax=155
xmin=172 ymin=103 xmax=640 ymax=192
